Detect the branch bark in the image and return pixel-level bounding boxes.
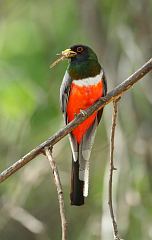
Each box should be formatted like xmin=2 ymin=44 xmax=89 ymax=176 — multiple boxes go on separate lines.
xmin=0 ymin=58 xmax=152 ymax=183
xmin=45 ymin=147 xmax=67 ymax=240
xmin=108 ymin=99 xmax=120 ymax=240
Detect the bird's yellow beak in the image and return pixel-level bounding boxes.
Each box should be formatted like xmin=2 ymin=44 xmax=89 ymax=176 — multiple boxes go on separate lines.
xmin=50 ymin=48 xmax=77 ymax=69
xmin=61 ymin=49 xmax=77 ymax=58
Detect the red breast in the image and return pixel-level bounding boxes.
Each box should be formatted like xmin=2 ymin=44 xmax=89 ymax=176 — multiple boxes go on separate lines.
xmin=67 ymin=79 xmax=104 ymax=143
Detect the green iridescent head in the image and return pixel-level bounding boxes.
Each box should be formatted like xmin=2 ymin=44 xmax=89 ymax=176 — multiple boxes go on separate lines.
xmin=67 ymin=44 xmax=101 ymax=79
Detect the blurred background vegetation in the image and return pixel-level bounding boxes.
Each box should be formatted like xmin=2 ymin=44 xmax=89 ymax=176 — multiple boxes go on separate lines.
xmin=0 ymin=0 xmax=152 ymax=239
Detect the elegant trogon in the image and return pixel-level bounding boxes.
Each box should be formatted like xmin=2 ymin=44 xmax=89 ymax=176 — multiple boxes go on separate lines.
xmin=58 ymin=44 xmax=107 ymax=206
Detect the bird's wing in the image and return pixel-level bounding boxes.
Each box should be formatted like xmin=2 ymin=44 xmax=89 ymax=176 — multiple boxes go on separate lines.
xmin=60 ymin=71 xmax=72 ymax=122
xmin=60 ymin=71 xmax=79 ymax=160
xmin=79 ymin=71 xmax=107 ymax=196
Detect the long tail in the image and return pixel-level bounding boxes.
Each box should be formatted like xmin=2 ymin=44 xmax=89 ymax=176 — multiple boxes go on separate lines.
xmin=70 ymin=157 xmax=84 ymax=206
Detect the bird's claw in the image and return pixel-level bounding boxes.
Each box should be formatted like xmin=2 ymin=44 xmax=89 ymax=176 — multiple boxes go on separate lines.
xmin=80 ymin=109 xmax=87 ymax=117
xmin=74 ymin=110 xmax=87 ymax=118
xmin=74 ymin=113 xmax=78 ymax=118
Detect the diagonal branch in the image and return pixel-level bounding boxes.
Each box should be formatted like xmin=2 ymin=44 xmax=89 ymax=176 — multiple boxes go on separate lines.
xmin=0 ymin=58 xmax=152 ymax=183
xmin=45 ymin=147 xmax=67 ymax=240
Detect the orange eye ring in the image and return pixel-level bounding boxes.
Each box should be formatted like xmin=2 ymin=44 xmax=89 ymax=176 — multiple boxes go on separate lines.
xmin=77 ymin=46 xmax=84 ymax=53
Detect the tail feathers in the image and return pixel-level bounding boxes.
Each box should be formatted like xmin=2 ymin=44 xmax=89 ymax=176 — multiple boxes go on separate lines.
xmin=70 ymin=158 xmax=84 ymax=206
xmin=79 ymin=158 xmax=89 ymax=197
xmin=82 ymin=160 xmax=89 ymax=197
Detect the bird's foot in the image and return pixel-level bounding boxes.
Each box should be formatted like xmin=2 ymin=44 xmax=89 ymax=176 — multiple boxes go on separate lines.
xmin=80 ymin=109 xmax=87 ymax=117
xmin=74 ymin=113 xmax=78 ymax=118
xmin=74 ymin=110 xmax=87 ymax=118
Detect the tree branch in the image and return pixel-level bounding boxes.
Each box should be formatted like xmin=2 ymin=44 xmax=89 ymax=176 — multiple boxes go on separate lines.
xmin=0 ymin=58 xmax=152 ymax=183
xmin=45 ymin=147 xmax=67 ymax=240
xmin=108 ymin=99 xmax=121 ymax=240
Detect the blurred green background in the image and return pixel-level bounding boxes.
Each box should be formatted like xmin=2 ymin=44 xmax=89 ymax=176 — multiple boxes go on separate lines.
xmin=0 ymin=0 xmax=152 ymax=239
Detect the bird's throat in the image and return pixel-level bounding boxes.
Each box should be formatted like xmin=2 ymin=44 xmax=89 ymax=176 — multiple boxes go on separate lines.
xmin=68 ymin=60 xmax=101 ymax=80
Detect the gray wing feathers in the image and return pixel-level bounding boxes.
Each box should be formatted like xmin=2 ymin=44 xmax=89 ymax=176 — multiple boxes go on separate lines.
xmin=60 ymin=71 xmax=72 ymax=122
xmin=60 ymin=71 xmax=79 ymax=161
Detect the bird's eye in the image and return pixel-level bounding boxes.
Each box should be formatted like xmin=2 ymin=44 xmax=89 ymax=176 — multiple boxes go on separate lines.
xmin=77 ymin=46 xmax=84 ymax=53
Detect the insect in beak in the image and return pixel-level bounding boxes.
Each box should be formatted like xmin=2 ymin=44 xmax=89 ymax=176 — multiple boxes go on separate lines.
xmin=50 ymin=49 xmax=77 ymax=69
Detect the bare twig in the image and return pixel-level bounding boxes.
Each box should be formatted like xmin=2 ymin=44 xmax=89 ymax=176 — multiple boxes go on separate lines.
xmin=108 ymin=99 xmax=121 ymax=240
xmin=0 ymin=58 xmax=152 ymax=183
xmin=45 ymin=147 xmax=67 ymax=240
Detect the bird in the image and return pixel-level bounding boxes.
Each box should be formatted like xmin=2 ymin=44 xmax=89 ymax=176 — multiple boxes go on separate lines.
xmin=51 ymin=44 xmax=107 ymax=206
